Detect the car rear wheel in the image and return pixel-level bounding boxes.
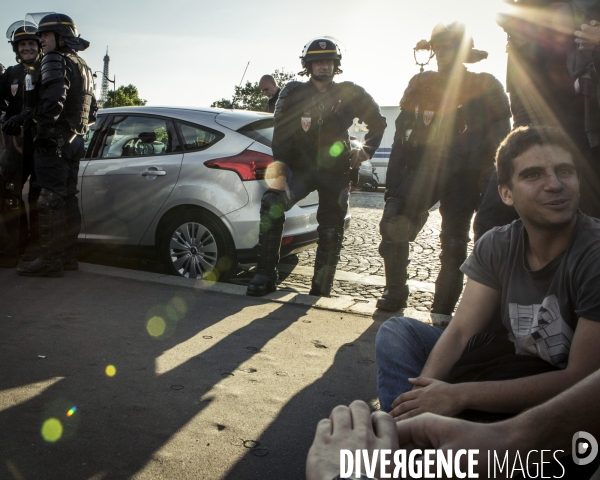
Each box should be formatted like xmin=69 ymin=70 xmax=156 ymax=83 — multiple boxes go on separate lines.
xmin=159 ymin=210 xmax=237 ymax=281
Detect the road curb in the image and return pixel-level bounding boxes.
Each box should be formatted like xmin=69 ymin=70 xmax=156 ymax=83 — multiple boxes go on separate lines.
xmin=78 ymin=263 xmax=447 ymax=324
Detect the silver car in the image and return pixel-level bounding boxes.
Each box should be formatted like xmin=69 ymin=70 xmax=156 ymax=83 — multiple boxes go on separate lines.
xmin=82 ymin=106 xmax=349 ymax=280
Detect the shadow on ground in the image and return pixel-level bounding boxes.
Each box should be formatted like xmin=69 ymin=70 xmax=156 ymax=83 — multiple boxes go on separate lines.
xmin=0 ymin=272 xmax=314 ymax=479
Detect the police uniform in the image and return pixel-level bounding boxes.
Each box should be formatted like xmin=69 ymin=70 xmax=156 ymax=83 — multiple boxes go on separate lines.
xmin=473 ymin=0 xmax=600 ymax=240
xmin=246 ymin=38 xmax=386 ymax=297
xmin=0 ymin=23 xmax=42 ymax=265
xmin=17 ymin=13 xmax=97 ymax=277
xmin=377 ymin=24 xmax=511 ymax=314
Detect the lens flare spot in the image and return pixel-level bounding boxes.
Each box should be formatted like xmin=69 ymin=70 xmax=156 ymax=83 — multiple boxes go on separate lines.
xmin=66 ymin=406 xmax=77 ymax=417
xmin=105 ymin=365 xmax=117 ymax=377
xmin=329 ymin=141 xmax=344 ymax=157
xmin=147 ymin=316 xmax=166 ymax=338
xmin=171 ymin=297 xmax=187 ymax=315
xmin=269 ymin=204 xmax=284 ymax=219
xmin=166 ymin=304 xmax=179 ymax=321
xmin=203 ymin=271 xmax=218 ymax=286
xmin=259 ymin=218 xmax=272 ymax=233
xmin=243 ymin=233 xmax=255 ymax=246
xmin=41 ymin=418 xmax=63 ymax=443
xmin=217 ymin=256 xmax=232 ymax=271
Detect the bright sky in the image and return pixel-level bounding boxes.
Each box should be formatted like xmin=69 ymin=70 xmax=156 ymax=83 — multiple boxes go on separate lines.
xmin=1 ymin=0 xmax=508 ymax=108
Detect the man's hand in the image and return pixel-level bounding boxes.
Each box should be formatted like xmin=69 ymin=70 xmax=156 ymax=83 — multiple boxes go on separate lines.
xmin=390 ymin=378 xmax=465 ymax=421
xmin=575 ymin=21 xmax=600 ymax=50
xmin=1 ymin=116 xmax=24 ymax=136
xmin=306 ymin=400 xmax=399 ymax=480
xmin=396 ymin=412 xmax=510 ymax=477
xmin=349 ymin=148 xmax=369 ymax=169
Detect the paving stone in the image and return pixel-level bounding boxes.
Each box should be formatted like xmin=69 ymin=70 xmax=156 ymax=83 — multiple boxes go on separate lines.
xmin=235 ymin=191 xmax=474 ymax=313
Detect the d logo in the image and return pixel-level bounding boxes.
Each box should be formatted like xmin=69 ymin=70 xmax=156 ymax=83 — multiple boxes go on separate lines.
xmin=572 ymin=432 xmax=599 ymax=466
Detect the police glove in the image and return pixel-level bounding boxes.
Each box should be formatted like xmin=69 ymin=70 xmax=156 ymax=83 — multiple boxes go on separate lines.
xmin=33 ymin=135 xmax=59 ymax=150
xmin=2 ymin=116 xmax=24 ymax=136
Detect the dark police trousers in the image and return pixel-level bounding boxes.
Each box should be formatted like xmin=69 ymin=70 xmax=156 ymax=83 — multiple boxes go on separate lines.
xmin=34 ymin=134 xmax=84 ymax=262
xmin=248 ymin=169 xmax=349 ymax=297
xmin=381 ymin=159 xmax=482 ymax=314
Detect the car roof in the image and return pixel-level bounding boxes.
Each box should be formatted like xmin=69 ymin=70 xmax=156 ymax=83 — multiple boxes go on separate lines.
xmin=98 ymin=106 xmax=273 ymax=130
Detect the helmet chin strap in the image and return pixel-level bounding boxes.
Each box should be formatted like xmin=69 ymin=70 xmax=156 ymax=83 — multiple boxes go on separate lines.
xmin=311 ymin=73 xmax=334 ymax=82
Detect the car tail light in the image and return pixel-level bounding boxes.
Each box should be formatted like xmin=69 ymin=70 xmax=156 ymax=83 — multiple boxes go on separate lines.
xmin=281 ymin=236 xmax=294 ymax=246
xmin=204 ymin=150 xmax=274 ymax=181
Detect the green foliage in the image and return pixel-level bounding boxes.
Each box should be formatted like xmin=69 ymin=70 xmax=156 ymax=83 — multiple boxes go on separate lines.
xmin=104 ymin=84 xmax=147 ymax=108
xmin=211 ymin=68 xmax=297 ymax=111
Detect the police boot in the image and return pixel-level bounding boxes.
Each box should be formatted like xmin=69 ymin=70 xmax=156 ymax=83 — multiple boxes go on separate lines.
xmin=247 ymin=191 xmax=287 ymax=296
xmin=17 ymin=189 xmax=64 ymax=277
xmin=246 ymin=223 xmax=284 ymax=296
xmin=376 ymin=242 xmax=410 ymax=312
xmin=431 ymin=237 xmax=469 ymax=315
xmin=309 ymin=226 xmax=344 ymax=297
xmin=17 ymin=199 xmax=29 ymax=254
xmin=21 ymin=193 xmax=40 ymax=261
xmin=62 ymin=194 xmax=81 ymax=271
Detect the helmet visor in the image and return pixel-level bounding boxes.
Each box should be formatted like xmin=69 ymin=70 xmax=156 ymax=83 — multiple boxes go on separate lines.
xmin=6 ymin=20 xmax=37 ymax=42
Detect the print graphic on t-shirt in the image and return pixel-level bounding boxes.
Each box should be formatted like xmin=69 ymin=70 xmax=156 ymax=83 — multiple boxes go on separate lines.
xmin=509 ymin=295 xmax=574 ymax=369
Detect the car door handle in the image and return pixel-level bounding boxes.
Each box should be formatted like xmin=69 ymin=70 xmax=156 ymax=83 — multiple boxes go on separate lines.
xmin=141 ymin=169 xmax=167 ymax=176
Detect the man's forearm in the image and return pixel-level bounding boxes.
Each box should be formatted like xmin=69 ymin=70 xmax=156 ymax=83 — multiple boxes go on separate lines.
xmin=419 ymin=324 xmax=472 ymax=381
xmin=35 ymin=81 xmax=67 ymax=135
xmin=458 ymin=368 xmax=587 ymax=414
xmin=491 ymin=369 xmax=600 ymax=456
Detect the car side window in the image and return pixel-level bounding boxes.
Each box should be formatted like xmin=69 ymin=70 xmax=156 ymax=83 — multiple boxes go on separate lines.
xmin=84 ymin=115 xmax=108 ymax=159
xmin=101 ymin=116 xmax=176 ymax=158
xmin=175 ymin=122 xmax=222 ymax=152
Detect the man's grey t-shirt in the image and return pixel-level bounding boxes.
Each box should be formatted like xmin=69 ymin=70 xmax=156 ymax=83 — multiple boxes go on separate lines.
xmin=461 ymin=212 xmax=600 ymax=368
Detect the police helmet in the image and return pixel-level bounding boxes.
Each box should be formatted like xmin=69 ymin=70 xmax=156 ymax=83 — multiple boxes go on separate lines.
xmin=10 ymin=26 xmax=40 ymax=54
xmin=6 ymin=21 xmax=40 ymax=55
xmin=428 ymin=22 xmax=488 ymax=64
xmin=36 ymin=13 xmax=78 ymax=38
xmin=299 ymin=37 xmax=343 ymax=76
xmin=35 ymin=13 xmax=90 ymax=51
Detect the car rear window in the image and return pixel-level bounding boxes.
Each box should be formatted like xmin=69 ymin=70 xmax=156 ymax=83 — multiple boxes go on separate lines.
xmin=175 ymin=122 xmax=223 ymax=152
xmin=237 ymin=119 xmax=273 ymax=148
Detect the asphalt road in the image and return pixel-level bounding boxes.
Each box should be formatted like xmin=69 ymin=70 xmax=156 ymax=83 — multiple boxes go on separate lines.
xmin=0 ymin=267 xmax=385 ymax=480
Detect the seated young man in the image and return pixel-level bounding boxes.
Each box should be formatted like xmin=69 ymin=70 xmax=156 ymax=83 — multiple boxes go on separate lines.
xmin=376 ymin=125 xmax=600 ymax=418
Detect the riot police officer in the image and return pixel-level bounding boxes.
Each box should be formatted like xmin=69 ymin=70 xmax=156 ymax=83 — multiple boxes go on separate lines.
xmin=376 ymin=23 xmax=511 ymax=314
xmin=246 ymin=37 xmax=386 ymax=297
xmin=0 ymin=22 xmax=42 ymax=266
xmin=17 ymin=13 xmax=96 ymax=277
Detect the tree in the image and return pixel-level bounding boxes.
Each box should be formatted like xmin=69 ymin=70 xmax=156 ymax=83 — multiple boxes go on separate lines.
xmin=211 ymin=68 xmax=296 ymax=111
xmin=103 ymin=84 xmax=147 ymax=108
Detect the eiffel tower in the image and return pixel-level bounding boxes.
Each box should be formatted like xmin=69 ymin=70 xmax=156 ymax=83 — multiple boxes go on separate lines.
xmin=100 ymin=47 xmax=110 ymax=105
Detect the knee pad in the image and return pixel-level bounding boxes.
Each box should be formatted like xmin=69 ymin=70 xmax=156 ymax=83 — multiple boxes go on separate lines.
xmin=380 ymin=214 xmax=411 ymax=244
xmin=38 ymin=188 xmax=65 ymax=209
xmin=260 ymin=190 xmax=286 ymax=225
xmin=317 ymin=226 xmax=344 ymax=252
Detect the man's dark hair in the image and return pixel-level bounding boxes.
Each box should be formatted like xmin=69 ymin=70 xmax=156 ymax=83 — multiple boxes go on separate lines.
xmin=496 ymin=126 xmax=582 ymax=187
